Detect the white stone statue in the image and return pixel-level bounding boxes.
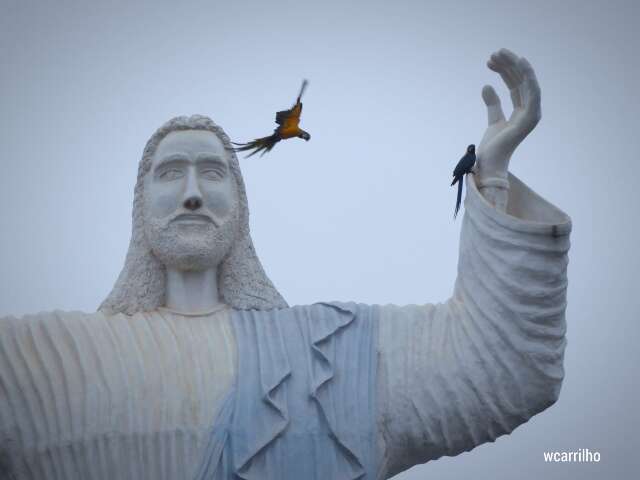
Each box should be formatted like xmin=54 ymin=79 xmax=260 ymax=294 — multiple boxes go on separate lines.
xmin=0 ymin=48 xmax=571 ymax=480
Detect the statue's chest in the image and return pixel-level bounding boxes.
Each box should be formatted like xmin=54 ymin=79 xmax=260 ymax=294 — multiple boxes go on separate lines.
xmin=87 ymin=313 xmax=237 ymax=432
xmin=0 ymin=311 xmax=237 ymax=480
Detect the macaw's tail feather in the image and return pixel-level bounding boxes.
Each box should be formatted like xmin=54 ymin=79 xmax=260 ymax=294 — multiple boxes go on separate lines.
xmin=453 ymin=176 xmax=464 ymax=219
xmin=246 ymin=144 xmax=269 ymax=158
xmin=234 ymin=142 xmax=269 ymax=158
xmin=232 ymin=135 xmax=280 ymax=158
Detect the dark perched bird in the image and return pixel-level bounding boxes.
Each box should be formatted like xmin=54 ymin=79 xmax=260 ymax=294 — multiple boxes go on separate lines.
xmin=451 ymin=144 xmax=476 ymax=219
xmin=232 ymin=80 xmax=311 ymax=158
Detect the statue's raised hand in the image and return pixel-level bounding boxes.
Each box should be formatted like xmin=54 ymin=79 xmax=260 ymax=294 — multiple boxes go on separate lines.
xmin=476 ymin=48 xmax=541 ymax=179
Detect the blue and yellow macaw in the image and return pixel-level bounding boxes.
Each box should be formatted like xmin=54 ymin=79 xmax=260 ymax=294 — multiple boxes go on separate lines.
xmin=232 ymin=80 xmax=310 ymax=158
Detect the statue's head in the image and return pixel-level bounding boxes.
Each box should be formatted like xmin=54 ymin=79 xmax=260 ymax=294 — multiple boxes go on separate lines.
xmin=143 ymin=128 xmax=240 ymax=272
xmin=99 ymin=115 xmax=288 ymax=315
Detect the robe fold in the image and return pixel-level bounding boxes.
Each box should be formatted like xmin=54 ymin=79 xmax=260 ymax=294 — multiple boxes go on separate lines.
xmin=194 ymin=303 xmax=378 ymax=480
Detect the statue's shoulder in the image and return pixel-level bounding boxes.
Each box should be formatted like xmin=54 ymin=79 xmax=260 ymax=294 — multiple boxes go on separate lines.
xmin=1 ymin=309 xmax=105 ymax=321
xmin=0 ymin=311 xmax=110 ymax=421
xmin=0 ymin=310 xmax=123 ymax=399
xmin=0 ymin=309 xmax=113 ymax=336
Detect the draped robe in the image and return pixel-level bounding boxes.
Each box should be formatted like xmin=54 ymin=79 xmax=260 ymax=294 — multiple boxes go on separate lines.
xmin=0 ymin=173 xmax=571 ymax=479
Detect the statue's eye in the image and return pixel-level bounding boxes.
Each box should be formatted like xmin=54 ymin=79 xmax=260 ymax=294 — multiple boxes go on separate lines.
xmin=159 ymin=168 xmax=184 ymax=180
xmin=200 ymin=168 xmax=225 ymax=180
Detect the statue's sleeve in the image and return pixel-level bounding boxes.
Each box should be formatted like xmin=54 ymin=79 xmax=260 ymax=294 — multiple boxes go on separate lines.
xmin=375 ymin=172 xmax=571 ymax=479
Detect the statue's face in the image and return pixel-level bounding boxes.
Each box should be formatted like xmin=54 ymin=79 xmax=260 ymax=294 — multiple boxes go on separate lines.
xmin=143 ymin=129 xmax=240 ymax=271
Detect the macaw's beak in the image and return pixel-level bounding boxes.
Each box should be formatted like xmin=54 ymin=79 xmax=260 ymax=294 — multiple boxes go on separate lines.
xmin=303 ymin=132 xmax=311 ymax=141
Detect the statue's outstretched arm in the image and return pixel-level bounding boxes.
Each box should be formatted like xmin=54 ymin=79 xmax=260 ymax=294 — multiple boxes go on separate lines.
xmin=375 ymin=50 xmax=572 ymax=479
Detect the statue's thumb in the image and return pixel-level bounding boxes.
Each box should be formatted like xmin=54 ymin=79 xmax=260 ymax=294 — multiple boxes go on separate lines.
xmin=482 ymin=85 xmax=505 ymax=124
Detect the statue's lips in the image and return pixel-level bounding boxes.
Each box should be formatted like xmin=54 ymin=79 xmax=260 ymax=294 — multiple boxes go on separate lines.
xmin=171 ymin=214 xmax=214 ymax=224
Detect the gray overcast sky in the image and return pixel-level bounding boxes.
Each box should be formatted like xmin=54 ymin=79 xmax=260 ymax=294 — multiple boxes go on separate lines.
xmin=1 ymin=0 xmax=638 ymax=478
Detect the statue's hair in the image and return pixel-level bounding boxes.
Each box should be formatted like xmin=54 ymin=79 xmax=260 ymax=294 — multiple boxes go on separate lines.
xmin=99 ymin=115 xmax=288 ymax=315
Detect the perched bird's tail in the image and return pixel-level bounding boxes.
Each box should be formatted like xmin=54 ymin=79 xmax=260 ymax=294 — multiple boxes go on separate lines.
xmin=453 ymin=176 xmax=464 ymax=219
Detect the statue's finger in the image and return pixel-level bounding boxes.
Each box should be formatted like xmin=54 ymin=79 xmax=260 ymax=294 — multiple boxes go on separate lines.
xmin=498 ymin=49 xmax=524 ymax=109
xmin=488 ymin=58 xmax=518 ymax=113
xmin=510 ymin=84 xmax=523 ymax=110
xmin=488 ymin=57 xmax=521 ymax=113
xmin=488 ymin=52 xmax=517 ymax=89
xmin=498 ymin=49 xmax=524 ymax=84
xmin=519 ymin=57 xmax=541 ymax=104
xmin=487 ymin=57 xmax=513 ymax=88
xmin=518 ymin=57 xmax=541 ymax=124
xmin=482 ymin=85 xmax=506 ymax=125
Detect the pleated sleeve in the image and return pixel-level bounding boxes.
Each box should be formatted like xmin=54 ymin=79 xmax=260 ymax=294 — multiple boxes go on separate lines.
xmin=375 ymin=172 xmax=571 ymax=479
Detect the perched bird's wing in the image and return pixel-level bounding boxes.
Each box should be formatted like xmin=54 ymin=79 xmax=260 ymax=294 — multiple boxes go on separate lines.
xmin=451 ymin=151 xmax=475 ymax=218
xmin=453 ymin=153 xmax=469 ymax=177
xmin=452 ymin=152 xmax=476 ymax=178
xmin=232 ymin=134 xmax=281 ymax=158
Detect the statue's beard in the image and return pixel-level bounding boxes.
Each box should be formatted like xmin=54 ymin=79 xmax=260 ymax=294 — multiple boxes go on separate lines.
xmin=144 ymin=207 xmax=240 ymax=272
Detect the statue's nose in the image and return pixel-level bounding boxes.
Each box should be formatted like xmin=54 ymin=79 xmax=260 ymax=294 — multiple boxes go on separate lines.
xmin=183 ymin=196 xmax=203 ymax=211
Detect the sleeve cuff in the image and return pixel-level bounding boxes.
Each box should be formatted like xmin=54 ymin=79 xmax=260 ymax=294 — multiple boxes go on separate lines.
xmin=466 ymin=171 xmax=572 ymax=237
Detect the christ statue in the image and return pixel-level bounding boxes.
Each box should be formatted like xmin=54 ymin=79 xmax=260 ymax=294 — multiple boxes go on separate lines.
xmin=0 ymin=48 xmax=571 ymax=480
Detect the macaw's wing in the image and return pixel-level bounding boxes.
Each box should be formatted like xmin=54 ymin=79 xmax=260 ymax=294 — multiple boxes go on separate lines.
xmin=275 ymin=102 xmax=302 ymax=137
xmin=275 ymin=102 xmax=302 ymax=126
xmin=452 ymin=153 xmax=475 ymax=177
xmin=275 ymin=80 xmax=307 ymax=136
